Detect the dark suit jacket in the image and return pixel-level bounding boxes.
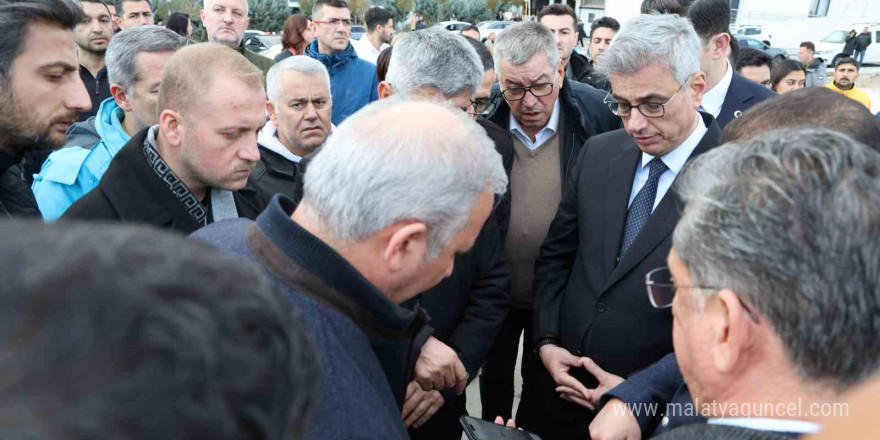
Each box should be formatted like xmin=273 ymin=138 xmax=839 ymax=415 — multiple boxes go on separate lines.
xmin=532 ymin=112 xmax=721 ymax=421
xmin=716 ymin=71 xmax=777 ymax=129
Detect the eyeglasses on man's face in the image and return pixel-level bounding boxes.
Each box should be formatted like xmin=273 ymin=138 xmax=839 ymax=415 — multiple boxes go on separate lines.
xmin=603 ymin=76 xmax=691 ymax=118
xmin=500 ymin=72 xmax=558 ymax=101
xmin=645 ymin=266 xmax=760 ymax=324
xmin=468 ymin=96 xmax=498 ymax=117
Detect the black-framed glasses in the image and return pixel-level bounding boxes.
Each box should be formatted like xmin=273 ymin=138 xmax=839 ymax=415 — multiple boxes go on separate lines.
xmin=468 ymin=96 xmax=498 ymax=117
xmin=645 ymin=267 xmax=760 ymax=323
xmin=603 ymin=75 xmax=691 ymax=118
xmin=500 ymin=72 xmax=558 ymax=101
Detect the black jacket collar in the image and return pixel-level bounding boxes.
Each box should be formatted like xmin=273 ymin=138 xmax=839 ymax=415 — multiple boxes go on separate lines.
xmin=0 ymin=151 xmax=20 ymax=176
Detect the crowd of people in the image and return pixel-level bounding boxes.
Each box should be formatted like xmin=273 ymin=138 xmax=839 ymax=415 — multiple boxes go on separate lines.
xmin=1 ymin=0 xmax=880 ymax=439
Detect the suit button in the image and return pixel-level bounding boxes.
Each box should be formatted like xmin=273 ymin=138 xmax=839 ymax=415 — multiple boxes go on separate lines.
xmin=596 ymin=302 xmax=607 ymax=313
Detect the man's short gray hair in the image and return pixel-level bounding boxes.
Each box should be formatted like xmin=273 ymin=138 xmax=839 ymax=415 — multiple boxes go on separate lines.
xmin=596 ymin=13 xmax=700 ymax=85
xmin=493 ymin=22 xmax=560 ymax=77
xmin=673 ymin=127 xmax=880 ymax=391
xmin=385 ymin=29 xmax=483 ymax=99
xmin=106 ymin=25 xmax=188 ymax=94
xmin=266 ymin=56 xmax=332 ymax=108
xmin=302 ymin=99 xmax=509 ymax=260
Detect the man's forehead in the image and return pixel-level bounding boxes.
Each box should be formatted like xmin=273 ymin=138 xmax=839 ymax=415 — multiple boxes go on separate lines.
xmin=540 ymin=15 xmax=575 ymax=30
xmin=209 ymin=0 xmax=247 ymax=10
xmin=318 ymin=6 xmax=350 ymax=19
xmin=500 ymin=57 xmax=554 ymax=82
xmin=122 ymin=0 xmax=151 ymax=12
xmin=82 ymin=2 xmax=110 ymax=17
xmin=593 ymin=27 xmax=616 ymax=38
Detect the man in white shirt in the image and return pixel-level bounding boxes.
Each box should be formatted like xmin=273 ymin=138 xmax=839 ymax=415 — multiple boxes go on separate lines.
xmin=686 ymin=0 xmax=774 ymax=128
xmin=351 ymin=6 xmax=392 ymax=64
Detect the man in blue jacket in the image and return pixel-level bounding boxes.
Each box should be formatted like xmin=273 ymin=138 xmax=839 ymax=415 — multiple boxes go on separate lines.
xmin=306 ymin=0 xmax=378 ymax=125
xmin=32 ymin=25 xmax=186 ymax=220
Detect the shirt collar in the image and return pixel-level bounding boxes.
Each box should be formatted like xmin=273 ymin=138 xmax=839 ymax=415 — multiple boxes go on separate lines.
xmin=639 ymin=112 xmax=707 ymax=174
xmin=508 ymin=98 xmax=561 ymax=142
xmin=708 ymin=418 xmax=822 ymax=435
xmin=701 ymin=60 xmax=733 ymax=117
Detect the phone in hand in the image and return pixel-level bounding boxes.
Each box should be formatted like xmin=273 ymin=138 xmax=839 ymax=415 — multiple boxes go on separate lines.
xmin=460 ymin=415 xmax=543 ymax=440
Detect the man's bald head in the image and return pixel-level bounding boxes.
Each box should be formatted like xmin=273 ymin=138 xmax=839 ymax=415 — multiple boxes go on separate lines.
xmin=158 ymin=42 xmax=264 ymax=117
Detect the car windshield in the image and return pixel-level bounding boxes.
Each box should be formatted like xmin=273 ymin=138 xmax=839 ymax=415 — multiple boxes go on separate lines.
xmin=821 ymin=30 xmax=849 ymax=44
xmin=258 ymin=35 xmax=280 ymax=46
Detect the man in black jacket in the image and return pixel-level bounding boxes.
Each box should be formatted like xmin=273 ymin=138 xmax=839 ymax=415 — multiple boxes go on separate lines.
xmin=0 ymin=0 xmax=91 ymax=219
xmin=64 ymin=43 xmax=265 ymax=233
xmin=532 ymin=14 xmax=718 ymax=440
xmin=377 ymin=29 xmax=512 ymax=440
xmin=854 ymin=26 xmax=872 ymax=65
xmin=480 ymin=21 xmax=621 ymax=436
xmin=239 ymin=56 xmax=332 ymax=214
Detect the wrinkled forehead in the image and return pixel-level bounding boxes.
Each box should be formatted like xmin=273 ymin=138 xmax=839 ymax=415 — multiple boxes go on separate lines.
xmin=499 ymin=54 xmax=555 ymax=84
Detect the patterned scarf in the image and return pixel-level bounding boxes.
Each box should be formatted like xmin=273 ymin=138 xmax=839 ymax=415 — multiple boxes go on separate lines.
xmin=142 ymin=126 xmax=208 ymax=226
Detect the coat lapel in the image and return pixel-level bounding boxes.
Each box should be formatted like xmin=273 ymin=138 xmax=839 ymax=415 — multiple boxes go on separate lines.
xmin=602 ymin=113 xmax=722 ymax=292
xmin=717 ymin=72 xmax=754 ymax=128
xmin=602 ymin=138 xmax=641 ymax=281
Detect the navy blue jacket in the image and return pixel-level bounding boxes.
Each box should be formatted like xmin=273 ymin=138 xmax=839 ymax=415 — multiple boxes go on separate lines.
xmin=716 ymin=71 xmax=777 ymax=129
xmin=305 ymin=40 xmax=379 ymax=125
xmin=191 ymin=195 xmax=431 ymax=440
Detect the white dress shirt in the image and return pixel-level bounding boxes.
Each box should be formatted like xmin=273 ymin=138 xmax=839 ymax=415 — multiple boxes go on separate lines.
xmin=627 ymin=113 xmax=708 ymax=211
xmin=708 ymin=418 xmax=823 ymax=435
xmin=351 ymin=35 xmax=389 ymax=65
xmin=509 ymin=99 xmax=561 ymax=150
xmin=701 ymin=60 xmax=733 ymax=118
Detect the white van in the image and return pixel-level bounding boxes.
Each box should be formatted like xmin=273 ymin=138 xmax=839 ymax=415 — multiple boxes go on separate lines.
xmin=814 ymin=24 xmax=880 ymax=66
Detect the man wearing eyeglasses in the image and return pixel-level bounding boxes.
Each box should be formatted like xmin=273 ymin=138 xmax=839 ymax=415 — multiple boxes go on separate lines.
xmin=529 ymin=14 xmax=720 ymax=439
xmin=306 ymin=0 xmax=379 ymax=125
xmin=479 ymin=21 xmax=620 ymax=437
xmin=377 ymin=29 xmax=513 ymax=440
xmin=201 ymin=0 xmax=274 ymax=76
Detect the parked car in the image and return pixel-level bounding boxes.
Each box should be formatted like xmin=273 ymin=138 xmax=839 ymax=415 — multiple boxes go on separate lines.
xmin=815 ymin=25 xmax=880 ymax=66
xmin=737 ymin=37 xmax=788 ymax=62
xmin=477 ymin=20 xmax=513 ymax=42
xmin=430 ymin=21 xmax=472 ymax=32
xmin=244 ymin=34 xmax=281 ymax=58
xmin=351 ymin=25 xmax=366 ymax=40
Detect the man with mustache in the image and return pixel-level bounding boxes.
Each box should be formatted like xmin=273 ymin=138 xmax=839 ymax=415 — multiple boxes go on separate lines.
xmin=63 ymin=43 xmax=265 ymax=233
xmin=0 ymin=0 xmax=91 ymax=218
xmin=75 ymin=0 xmax=115 ymax=122
xmin=825 ymin=57 xmax=872 ymax=109
xmin=201 ymin=0 xmax=274 ymax=76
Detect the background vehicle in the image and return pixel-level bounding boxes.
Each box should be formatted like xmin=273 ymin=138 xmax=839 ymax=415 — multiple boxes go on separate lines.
xmin=737 ymin=37 xmax=788 ymax=62
xmin=815 ymin=25 xmax=880 ymax=66
xmin=351 ymin=25 xmax=366 ymax=40
xmin=244 ymin=35 xmax=281 ymax=58
xmin=477 ymin=20 xmax=513 ymax=42
xmin=431 ymin=21 xmax=472 ymax=32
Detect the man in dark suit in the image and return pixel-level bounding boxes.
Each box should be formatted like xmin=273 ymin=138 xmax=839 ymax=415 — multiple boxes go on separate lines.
xmin=530 ymin=14 xmax=719 ymax=440
xmin=686 ymin=0 xmax=775 ymax=128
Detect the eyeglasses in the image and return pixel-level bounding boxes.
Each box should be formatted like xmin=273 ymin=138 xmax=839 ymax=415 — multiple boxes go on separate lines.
xmin=468 ymin=96 xmax=498 ymax=117
xmin=645 ymin=267 xmax=760 ymax=324
xmin=500 ymin=72 xmax=558 ymax=101
xmin=313 ymin=18 xmax=352 ymax=27
xmin=603 ymin=76 xmax=691 ymax=118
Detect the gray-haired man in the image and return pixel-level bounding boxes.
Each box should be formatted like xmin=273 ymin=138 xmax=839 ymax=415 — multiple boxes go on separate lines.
xmin=530 ymin=14 xmax=719 ymax=439
xmin=479 ymin=21 xmax=620 ymax=432
xmin=238 ymin=56 xmax=332 ymax=212
xmin=33 ymin=25 xmax=187 ymax=221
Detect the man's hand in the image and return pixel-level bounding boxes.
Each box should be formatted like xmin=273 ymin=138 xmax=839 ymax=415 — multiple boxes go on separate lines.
xmin=494 ymin=416 xmax=517 ymax=428
xmin=560 ymin=357 xmax=625 ymax=407
xmin=538 ymin=344 xmax=595 ymax=409
xmin=402 ymin=381 xmax=445 ymax=429
xmin=414 ymin=337 xmax=467 ymax=394
xmin=589 ymin=398 xmax=642 ymax=440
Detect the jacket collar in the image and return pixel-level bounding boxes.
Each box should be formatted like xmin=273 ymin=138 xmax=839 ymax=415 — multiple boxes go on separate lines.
xmin=254 ymin=195 xmax=419 ymax=332
xmin=0 ymin=151 xmax=20 ymax=176
xmin=305 ymin=39 xmax=358 ymax=73
xmin=94 ymin=98 xmax=131 ymax=155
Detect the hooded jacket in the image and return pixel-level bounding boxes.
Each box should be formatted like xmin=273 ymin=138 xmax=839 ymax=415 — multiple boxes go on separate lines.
xmin=305 ymin=40 xmax=379 ymax=125
xmin=32 ymin=98 xmax=131 ymax=221
xmin=805 ymin=57 xmax=828 ymax=88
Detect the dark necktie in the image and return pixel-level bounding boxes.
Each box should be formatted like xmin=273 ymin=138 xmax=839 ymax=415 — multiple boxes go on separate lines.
xmin=619 ymin=157 xmax=668 ymax=258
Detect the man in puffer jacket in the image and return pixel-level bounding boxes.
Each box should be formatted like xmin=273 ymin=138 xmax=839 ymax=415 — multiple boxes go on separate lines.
xmin=305 ymin=0 xmax=378 ymax=125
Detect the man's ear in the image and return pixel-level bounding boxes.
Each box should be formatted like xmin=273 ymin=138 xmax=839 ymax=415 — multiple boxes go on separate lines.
xmin=115 ymin=16 xmax=123 ymax=29
xmin=383 ymin=222 xmax=428 ymax=272
xmin=110 ymin=83 xmax=132 ymax=112
xmin=266 ymin=101 xmax=278 ymax=126
xmin=377 ymin=81 xmax=394 ymax=100
xmin=711 ymin=289 xmax=756 ymax=374
xmin=689 ymin=71 xmax=708 ymax=109
xmin=713 ymin=32 xmax=731 ymax=60
xmin=159 ymin=109 xmax=183 ymax=148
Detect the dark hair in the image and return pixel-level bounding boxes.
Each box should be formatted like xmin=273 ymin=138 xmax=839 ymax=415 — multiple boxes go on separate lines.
xmin=686 ymin=0 xmax=730 ymax=42
xmin=835 ymin=56 xmax=859 ymax=71
xmin=728 ymin=31 xmax=739 ymax=64
xmin=799 ymin=41 xmax=815 ymax=52
xmin=460 ymin=24 xmax=480 ymax=36
xmin=0 ymin=0 xmax=83 ymax=83
xmin=115 ymin=0 xmax=150 ymax=17
xmin=376 ymin=46 xmax=391 ymax=81
xmin=640 ymin=0 xmax=693 ymax=15
xmin=364 ymin=6 xmax=392 ymax=32
xmin=281 ymin=14 xmax=311 ymax=55
xmin=81 ymin=0 xmax=111 ymax=14
xmin=165 ymin=12 xmax=190 ymax=37
xmin=464 ymin=35 xmax=493 ymax=71
xmin=735 ymin=47 xmax=772 ymax=71
xmin=769 ymin=59 xmax=806 ymax=91
xmin=589 ymin=16 xmax=620 ymax=39
xmin=538 ymin=3 xmax=577 ymax=29
xmin=314 ymin=0 xmax=348 ymax=18
xmin=721 ymin=87 xmax=880 ymax=149
xmin=0 ymin=222 xmax=318 ymax=440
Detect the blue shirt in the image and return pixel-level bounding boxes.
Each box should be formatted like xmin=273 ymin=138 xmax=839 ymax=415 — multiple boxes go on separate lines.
xmin=32 ymin=98 xmax=131 ymax=221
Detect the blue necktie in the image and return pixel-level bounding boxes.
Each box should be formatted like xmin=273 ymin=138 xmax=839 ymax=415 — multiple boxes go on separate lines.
xmin=619 ymin=158 xmax=668 ymax=258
